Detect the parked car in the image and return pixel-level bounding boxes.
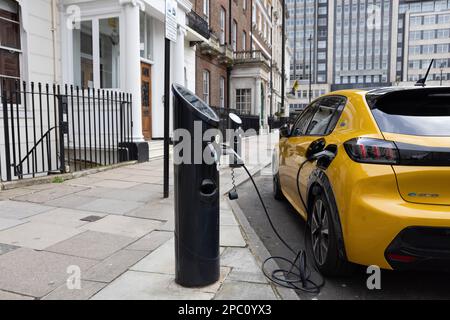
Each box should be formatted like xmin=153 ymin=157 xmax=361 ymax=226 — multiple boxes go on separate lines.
xmin=273 ymin=87 xmax=450 ymax=276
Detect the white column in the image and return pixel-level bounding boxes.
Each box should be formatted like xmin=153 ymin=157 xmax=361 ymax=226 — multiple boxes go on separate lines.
xmin=173 ymin=26 xmax=186 ymax=86
xmin=255 ymin=77 xmax=262 ymax=116
xmin=121 ymin=0 xmax=144 ymax=142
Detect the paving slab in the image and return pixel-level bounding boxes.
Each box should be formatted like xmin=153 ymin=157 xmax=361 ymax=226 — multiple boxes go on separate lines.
xmin=130 ymin=238 xmax=175 ymax=275
xmin=77 ymin=198 xmax=142 ymax=215
xmin=80 ymin=215 xmax=161 ymax=238
xmin=91 ymin=271 xmax=214 ymax=300
xmin=119 ymin=175 xmax=165 ymax=184
xmin=0 ymin=248 xmax=97 ymax=298
xmin=42 ymin=280 xmax=107 ymax=300
xmin=220 ymin=225 xmax=246 ymax=248
xmin=77 ymin=187 xmax=158 ymax=203
xmin=114 ymin=167 xmax=164 ymax=177
xmin=126 ymin=202 xmax=173 ymax=221
xmin=0 ymin=290 xmax=34 ymax=300
xmin=0 ymin=188 xmax=35 ymax=201
xmin=0 ymin=243 xmax=20 ymax=256
xmin=221 ymin=248 xmax=262 ymax=274
xmin=0 ymin=200 xmax=52 ymax=219
xmin=46 ymin=231 xmax=137 ymax=260
xmin=92 ymin=180 xmax=141 ymax=190
xmin=220 ymin=211 xmax=239 ymax=226
xmin=157 ymin=217 xmax=175 ymax=232
xmin=44 ymin=194 xmax=97 ymax=209
xmin=214 ymin=281 xmax=277 ymax=300
xmin=90 ymin=171 xmax=130 ymax=180
xmin=26 ymin=208 xmax=102 ymax=228
xmin=0 ymin=222 xmax=84 ymax=250
xmin=12 ymin=185 xmax=88 ymax=204
xmin=126 ymin=231 xmax=174 ymax=252
xmin=64 ymin=176 xmax=105 ymax=187
xmin=0 ymin=217 xmax=27 ymax=231
xmin=82 ymin=249 xmax=149 ymax=283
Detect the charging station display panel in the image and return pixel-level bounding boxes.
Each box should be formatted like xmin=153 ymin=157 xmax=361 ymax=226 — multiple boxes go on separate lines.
xmin=172 ymin=84 xmax=220 ymax=125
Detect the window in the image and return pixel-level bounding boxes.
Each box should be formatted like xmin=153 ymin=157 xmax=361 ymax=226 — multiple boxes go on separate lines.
xmin=236 ymin=89 xmax=252 ymax=114
xmin=203 ymin=0 xmax=210 ymax=22
xmin=291 ymin=104 xmax=316 ymax=136
xmin=232 ymin=20 xmax=237 ymax=51
xmin=219 ymin=77 xmax=225 ymax=108
xmin=306 ymin=96 xmax=346 ymax=136
xmin=370 ymin=91 xmax=450 ymax=136
xmin=73 ymin=21 xmax=94 ymax=88
xmin=220 ymin=7 xmax=226 ymax=45
xmin=140 ymin=12 xmax=153 ymax=60
xmin=73 ymin=17 xmax=120 ymax=89
xmin=99 ymin=18 xmax=120 ymax=88
xmin=203 ymin=70 xmax=210 ymax=105
xmin=0 ymin=0 xmax=21 ymax=93
xmin=242 ymin=31 xmax=247 ymax=51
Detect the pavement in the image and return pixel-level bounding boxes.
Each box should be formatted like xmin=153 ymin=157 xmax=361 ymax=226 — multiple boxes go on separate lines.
xmin=0 ymin=132 xmax=286 ymax=300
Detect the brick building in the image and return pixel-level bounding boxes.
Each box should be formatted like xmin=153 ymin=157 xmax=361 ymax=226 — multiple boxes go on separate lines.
xmin=189 ymin=0 xmax=288 ymax=127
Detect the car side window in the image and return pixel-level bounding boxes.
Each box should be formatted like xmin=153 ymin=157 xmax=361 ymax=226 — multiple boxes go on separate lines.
xmin=291 ymin=104 xmax=317 ymax=136
xmin=306 ymin=97 xmax=346 ymax=136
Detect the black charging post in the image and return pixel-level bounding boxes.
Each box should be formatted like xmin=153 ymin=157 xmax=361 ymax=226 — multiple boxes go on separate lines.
xmin=172 ymin=84 xmax=221 ymax=287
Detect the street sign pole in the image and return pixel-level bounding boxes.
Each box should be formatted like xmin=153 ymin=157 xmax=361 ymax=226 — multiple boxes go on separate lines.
xmin=164 ymin=0 xmax=177 ymax=199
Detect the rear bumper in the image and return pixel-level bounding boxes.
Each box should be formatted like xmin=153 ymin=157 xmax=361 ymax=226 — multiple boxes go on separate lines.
xmin=386 ymin=227 xmax=450 ymax=271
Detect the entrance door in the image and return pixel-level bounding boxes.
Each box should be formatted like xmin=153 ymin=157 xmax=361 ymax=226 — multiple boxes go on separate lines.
xmin=141 ymin=62 xmax=152 ymax=140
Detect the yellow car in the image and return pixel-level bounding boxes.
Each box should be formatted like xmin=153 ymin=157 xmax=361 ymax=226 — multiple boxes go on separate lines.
xmin=273 ymin=87 xmax=450 ymax=276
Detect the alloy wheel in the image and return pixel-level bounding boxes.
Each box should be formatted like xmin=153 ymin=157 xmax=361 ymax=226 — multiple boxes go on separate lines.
xmin=311 ymin=199 xmax=330 ymax=266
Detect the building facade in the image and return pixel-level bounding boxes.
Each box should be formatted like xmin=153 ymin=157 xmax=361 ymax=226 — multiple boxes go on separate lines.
xmin=0 ymin=0 xmax=199 ymax=142
xmin=287 ymin=0 xmax=450 ymax=112
xmin=398 ymin=0 xmax=450 ymax=86
xmin=191 ymin=0 xmax=289 ymax=128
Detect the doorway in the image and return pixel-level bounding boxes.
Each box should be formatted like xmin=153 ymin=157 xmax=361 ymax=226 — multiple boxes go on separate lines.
xmin=141 ymin=62 xmax=152 ymax=140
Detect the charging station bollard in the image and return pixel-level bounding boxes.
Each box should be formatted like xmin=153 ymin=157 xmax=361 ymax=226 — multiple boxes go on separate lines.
xmin=172 ymin=84 xmax=221 ymax=287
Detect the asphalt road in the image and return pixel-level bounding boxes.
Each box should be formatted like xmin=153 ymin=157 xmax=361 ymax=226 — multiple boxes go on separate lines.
xmin=236 ymin=169 xmax=450 ymax=300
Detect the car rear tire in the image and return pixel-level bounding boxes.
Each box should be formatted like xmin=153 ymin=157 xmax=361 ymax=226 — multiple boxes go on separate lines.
xmin=308 ymin=193 xmax=354 ymax=277
xmin=273 ymin=172 xmax=285 ymax=201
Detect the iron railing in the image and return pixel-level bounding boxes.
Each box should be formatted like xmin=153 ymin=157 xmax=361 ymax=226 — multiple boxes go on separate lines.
xmin=187 ymin=10 xmax=210 ymax=40
xmin=210 ymin=106 xmax=260 ymax=138
xmin=233 ymin=50 xmax=271 ymax=68
xmin=0 ymin=80 xmax=133 ymax=182
xmin=268 ymin=116 xmax=290 ymax=131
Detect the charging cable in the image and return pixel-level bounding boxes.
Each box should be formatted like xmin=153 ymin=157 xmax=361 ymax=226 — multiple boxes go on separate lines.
xmin=223 ymin=145 xmax=325 ymax=294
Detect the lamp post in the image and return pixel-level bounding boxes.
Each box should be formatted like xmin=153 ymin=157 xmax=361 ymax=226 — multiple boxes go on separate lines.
xmin=308 ymin=34 xmax=313 ymax=103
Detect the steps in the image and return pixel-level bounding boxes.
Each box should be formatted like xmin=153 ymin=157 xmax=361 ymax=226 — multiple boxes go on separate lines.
xmin=148 ymin=140 xmax=169 ymax=160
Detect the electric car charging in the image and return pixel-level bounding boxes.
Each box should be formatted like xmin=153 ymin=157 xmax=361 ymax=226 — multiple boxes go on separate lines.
xmin=274 ymin=86 xmax=450 ymax=275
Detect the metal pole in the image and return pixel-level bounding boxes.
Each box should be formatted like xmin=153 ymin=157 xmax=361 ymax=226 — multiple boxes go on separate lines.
xmin=308 ymin=34 xmax=312 ymax=103
xmin=164 ymin=38 xmax=171 ymax=199
xmin=293 ymin=0 xmax=297 ymax=82
xmin=2 ymin=92 xmax=11 ymax=181
xmin=281 ymin=0 xmax=286 ymax=113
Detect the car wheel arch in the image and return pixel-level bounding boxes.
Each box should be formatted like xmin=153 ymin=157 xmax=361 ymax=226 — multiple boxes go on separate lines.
xmin=307 ymin=169 xmax=348 ymax=261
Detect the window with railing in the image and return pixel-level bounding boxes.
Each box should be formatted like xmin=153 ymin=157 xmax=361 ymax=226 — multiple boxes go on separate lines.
xmin=0 ymin=0 xmax=21 ymax=97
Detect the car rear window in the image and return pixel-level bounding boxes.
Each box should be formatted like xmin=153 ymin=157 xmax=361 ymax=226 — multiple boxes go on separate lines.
xmin=368 ymin=90 xmax=450 ymax=137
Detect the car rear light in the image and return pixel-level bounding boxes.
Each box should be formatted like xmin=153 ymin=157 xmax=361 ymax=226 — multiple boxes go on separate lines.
xmin=386 ymin=253 xmax=418 ymax=264
xmin=344 ymin=138 xmax=399 ymax=165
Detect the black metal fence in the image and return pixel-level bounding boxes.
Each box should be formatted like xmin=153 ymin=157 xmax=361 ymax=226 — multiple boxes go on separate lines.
xmin=268 ymin=116 xmax=290 ymax=131
xmin=210 ymin=106 xmax=260 ymax=139
xmin=0 ymin=81 xmax=133 ymax=182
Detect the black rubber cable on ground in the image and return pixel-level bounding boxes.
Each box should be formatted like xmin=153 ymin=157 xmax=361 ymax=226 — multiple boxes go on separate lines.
xmin=241 ymin=163 xmax=325 ymax=294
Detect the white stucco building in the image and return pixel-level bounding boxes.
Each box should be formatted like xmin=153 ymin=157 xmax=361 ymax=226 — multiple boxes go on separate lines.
xmin=1 ymin=0 xmax=198 ymax=142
